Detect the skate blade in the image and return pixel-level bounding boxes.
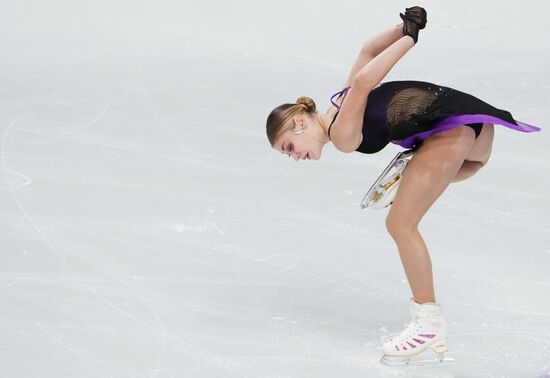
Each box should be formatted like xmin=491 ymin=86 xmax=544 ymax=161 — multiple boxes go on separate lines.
xmin=360 ymin=149 xmax=414 ymax=210
xmin=360 ymin=172 xmax=402 ymax=210
xmin=380 ymin=353 xmax=455 ymax=367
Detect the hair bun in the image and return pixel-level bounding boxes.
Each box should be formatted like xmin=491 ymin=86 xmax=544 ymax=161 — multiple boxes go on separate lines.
xmin=296 ymin=96 xmax=316 ymax=113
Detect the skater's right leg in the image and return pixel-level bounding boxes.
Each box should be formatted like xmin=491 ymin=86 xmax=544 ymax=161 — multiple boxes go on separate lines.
xmin=386 ymin=228 xmax=435 ymax=304
xmin=381 ymin=300 xmax=451 ymax=366
xmin=381 ymin=125 xmax=476 ymax=365
xmin=385 ymin=125 xmax=476 ymax=303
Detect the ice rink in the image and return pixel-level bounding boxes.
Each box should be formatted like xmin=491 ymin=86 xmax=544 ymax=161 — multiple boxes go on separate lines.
xmin=1 ymin=0 xmax=549 ymax=377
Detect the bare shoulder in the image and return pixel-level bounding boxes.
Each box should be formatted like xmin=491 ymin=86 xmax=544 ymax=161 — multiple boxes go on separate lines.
xmin=329 ymin=84 xmax=371 ymax=153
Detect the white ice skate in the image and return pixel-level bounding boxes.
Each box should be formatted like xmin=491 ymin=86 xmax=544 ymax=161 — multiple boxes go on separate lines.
xmin=380 ymin=299 xmax=455 ymax=367
xmin=360 ymin=149 xmax=414 ymax=210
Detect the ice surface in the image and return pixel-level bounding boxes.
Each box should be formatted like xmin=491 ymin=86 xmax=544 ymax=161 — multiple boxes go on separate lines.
xmin=1 ymin=0 xmax=549 ymax=377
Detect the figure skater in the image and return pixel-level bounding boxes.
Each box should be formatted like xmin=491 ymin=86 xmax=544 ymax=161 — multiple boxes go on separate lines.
xmin=265 ymin=7 xmax=541 ymax=366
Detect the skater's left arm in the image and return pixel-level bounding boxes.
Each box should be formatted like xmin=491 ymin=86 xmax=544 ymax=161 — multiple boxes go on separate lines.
xmin=340 ymin=23 xmax=405 ymax=88
xmin=362 ymin=23 xmax=405 ymax=58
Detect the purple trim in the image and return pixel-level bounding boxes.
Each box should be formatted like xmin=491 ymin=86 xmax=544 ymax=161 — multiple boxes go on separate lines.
xmin=330 ymin=86 xmax=351 ymax=110
xmin=391 ymin=114 xmax=542 ymax=148
xmin=418 ymin=334 xmax=436 ymax=339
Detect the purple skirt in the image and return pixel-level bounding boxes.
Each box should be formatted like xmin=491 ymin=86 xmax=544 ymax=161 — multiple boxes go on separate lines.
xmin=391 ymin=114 xmax=542 ymax=149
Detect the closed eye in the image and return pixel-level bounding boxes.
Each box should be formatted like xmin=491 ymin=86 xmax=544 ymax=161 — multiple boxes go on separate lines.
xmin=283 ymin=143 xmax=293 ymax=154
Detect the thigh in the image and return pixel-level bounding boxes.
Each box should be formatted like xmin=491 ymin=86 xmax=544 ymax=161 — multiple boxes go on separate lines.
xmin=386 ymin=126 xmax=476 ymax=232
xmin=465 ymin=123 xmax=494 ymax=166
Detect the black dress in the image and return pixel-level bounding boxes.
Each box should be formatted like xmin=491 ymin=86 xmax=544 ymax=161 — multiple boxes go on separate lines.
xmin=328 ymin=81 xmax=540 ymax=154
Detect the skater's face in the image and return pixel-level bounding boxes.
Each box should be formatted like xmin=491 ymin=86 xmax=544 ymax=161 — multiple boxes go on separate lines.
xmin=273 ymin=114 xmax=325 ymax=161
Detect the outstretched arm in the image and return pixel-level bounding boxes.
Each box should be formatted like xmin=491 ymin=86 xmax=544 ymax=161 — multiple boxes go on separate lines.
xmin=330 ymin=7 xmax=426 ymax=152
xmin=354 ymin=6 xmax=426 ymax=88
xmin=363 ymin=23 xmax=407 ymax=58
xmin=339 ymin=23 xmax=406 ymax=92
xmin=331 ymin=16 xmax=421 ymax=114
xmin=355 ymin=35 xmax=415 ymax=89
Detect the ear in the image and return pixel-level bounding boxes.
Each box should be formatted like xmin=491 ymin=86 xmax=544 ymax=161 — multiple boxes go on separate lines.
xmin=292 ymin=114 xmax=305 ymax=129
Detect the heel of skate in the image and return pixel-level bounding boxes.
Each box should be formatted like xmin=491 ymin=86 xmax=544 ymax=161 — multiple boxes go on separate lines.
xmin=431 ymin=339 xmax=448 ymax=354
xmin=430 ymin=340 xmax=449 ymax=363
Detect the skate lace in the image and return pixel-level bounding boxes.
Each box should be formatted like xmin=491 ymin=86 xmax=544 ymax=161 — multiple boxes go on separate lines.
xmin=395 ymin=320 xmax=421 ymax=343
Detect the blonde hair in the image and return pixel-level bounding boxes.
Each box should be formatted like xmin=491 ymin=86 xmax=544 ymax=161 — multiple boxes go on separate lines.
xmin=266 ymin=96 xmax=317 ymax=146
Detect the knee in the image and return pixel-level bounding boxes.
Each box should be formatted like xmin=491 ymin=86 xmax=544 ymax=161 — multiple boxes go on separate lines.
xmin=466 ymin=159 xmax=484 ymax=170
xmin=385 ymin=212 xmax=418 ymax=241
xmin=451 ymin=160 xmax=483 ymax=183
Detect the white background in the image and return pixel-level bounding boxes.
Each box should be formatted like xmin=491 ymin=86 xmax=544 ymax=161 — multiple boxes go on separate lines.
xmin=1 ymin=0 xmax=549 ymax=377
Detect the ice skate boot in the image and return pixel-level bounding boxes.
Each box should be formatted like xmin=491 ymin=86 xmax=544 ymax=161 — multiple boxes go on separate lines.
xmin=380 ymin=299 xmax=454 ymax=366
xmin=360 ymin=148 xmax=414 ymax=210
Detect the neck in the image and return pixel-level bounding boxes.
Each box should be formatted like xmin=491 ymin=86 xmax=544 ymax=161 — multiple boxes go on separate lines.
xmin=316 ymin=113 xmax=334 ymax=145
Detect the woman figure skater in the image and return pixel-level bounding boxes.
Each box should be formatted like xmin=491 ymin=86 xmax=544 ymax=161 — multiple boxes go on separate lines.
xmin=265 ymin=7 xmax=541 ymax=366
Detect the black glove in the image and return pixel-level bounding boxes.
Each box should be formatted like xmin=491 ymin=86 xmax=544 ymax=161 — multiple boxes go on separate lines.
xmin=399 ymin=6 xmax=427 ymax=44
xmin=404 ymin=6 xmax=427 ymax=29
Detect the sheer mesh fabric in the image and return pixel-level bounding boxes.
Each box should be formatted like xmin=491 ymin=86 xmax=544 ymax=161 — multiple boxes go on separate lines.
xmin=386 ymin=87 xmax=439 ymax=127
xmin=385 ymin=85 xmax=452 ymax=142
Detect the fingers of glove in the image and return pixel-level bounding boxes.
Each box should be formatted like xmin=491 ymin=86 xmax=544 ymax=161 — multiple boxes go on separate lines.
xmin=405 ymin=9 xmax=423 ymax=18
xmin=405 ymin=7 xmax=427 ymax=20
xmin=416 ymin=9 xmax=427 ymax=21
xmin=405 ymin=14 xmax=422 ymax=24
xmin=404 ymin=10 xmax=426 ymax=28
xmin=402 ymin=14 xmax=423 ymax=26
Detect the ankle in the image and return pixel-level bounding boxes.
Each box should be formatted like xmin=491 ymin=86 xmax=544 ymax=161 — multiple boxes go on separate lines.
xmin=412 ymin=297 xmax=436 ymax=305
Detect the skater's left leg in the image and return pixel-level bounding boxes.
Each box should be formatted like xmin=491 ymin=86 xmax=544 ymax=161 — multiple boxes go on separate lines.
xmin=385 ymin=125 xmax=477 ymax=303
xmin=450 ymin=160 xmax=482 ymax=183
xmin=464 ymin=123 xmax=494 ymax=165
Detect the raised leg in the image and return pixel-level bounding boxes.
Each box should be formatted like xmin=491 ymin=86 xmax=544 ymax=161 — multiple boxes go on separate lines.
xmin=451 ymin=123 xmax=494 ymax=183
xmin=465 ymin=123 xmax=494 ymax=165
xmin=451 ymin=160 xmax=482 ymax=183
